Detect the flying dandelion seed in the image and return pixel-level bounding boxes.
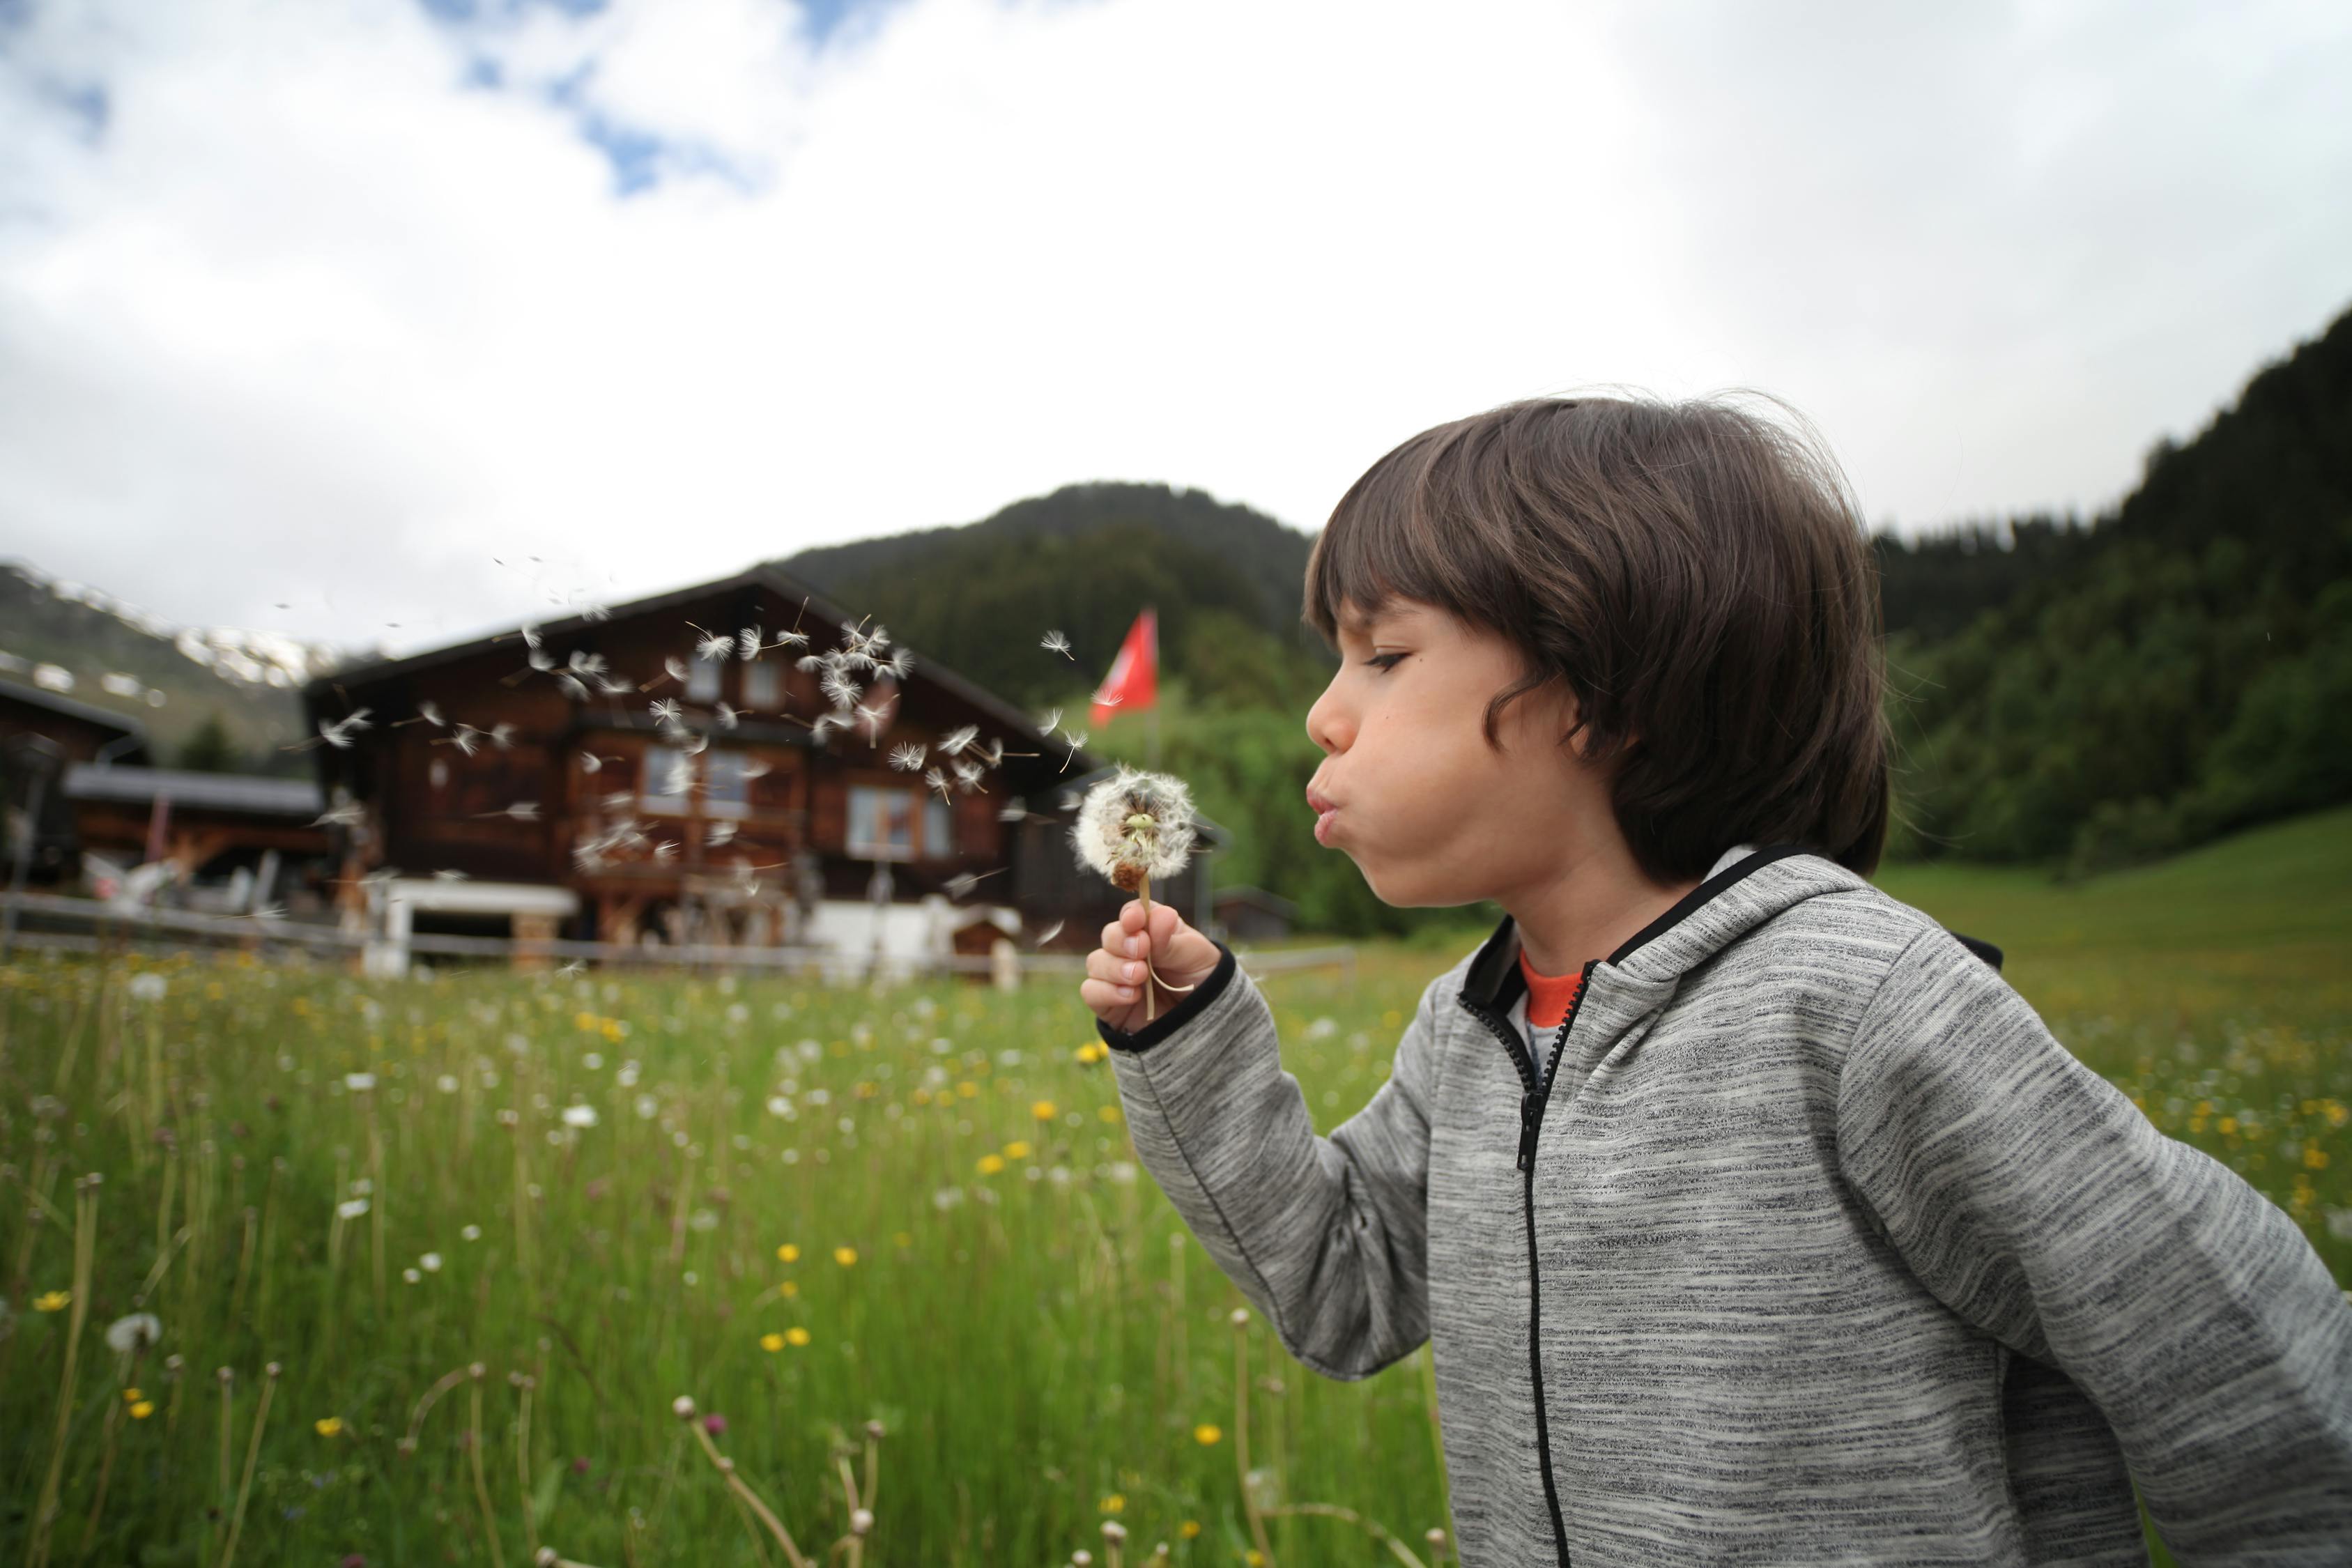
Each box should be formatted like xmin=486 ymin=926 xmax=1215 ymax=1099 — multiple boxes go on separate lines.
xmin=579 ymin=753 xmax=603 ymax=774
xmin=521 ymin=624 xmax=542 ymax=649
xmin=310 ymin=803 xmax=364 ymax=828
xmin=952 ymin=758 xmax=987 ymax=792
xmin=888 ymin=742 xmax=926 ymax=772
xmin=1040 ymin=629 xmax=1075 ymax=660
xmin=820 ymin=668 xmax=860 ymax=709
xmin=697 ymin=632 xmax=735 ymax=661
xmin=431 ymin=869 xmax=469 ymax=881
xmin=706 ymin=821 xmax=737 ymax=847
xmin=715 ymin=704 xmax=741 ymax=730
xmin=555 ymin=672 xmax=590 ymax=701
xmin=475 ymin=802 xmax=540 ymax=822
xmin=1033 ymin=918 xmax=1065 ymax=947
xmin=942 ymin=868 xmax=1008 ymax=900
xmin=938 ymin=724 xmax=980 ymax=758
xmin=888 ymin=647 xmax=916 ymax=679
xmin=1059 ymin=731 xmax=1088 ymax=773
xmin=649 ymin=699 xmax=681 ymax=724
xmin=1036 ymin=706 xmax=1063 ymax=735
xmin=1073 ymin=765 xmax=1201 ymax=1021
xmin=923 ymin=767 xmax=951 ymax=800
xmin=772 ymin=627 xmax=809 ymax=650
xmin=737 ymin=627 xmax=761 ymax=661
xmin=998 ymin=800 xmax=1028 ymax=822
xmin=739 ymin=758 xmax=771 ymax=781
xmin=489 ymin=723 xmax=516 ymax=748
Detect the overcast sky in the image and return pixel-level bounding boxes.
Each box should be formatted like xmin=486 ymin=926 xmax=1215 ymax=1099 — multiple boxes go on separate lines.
xmin=2 ymin=0 xmax=2346 ymax=659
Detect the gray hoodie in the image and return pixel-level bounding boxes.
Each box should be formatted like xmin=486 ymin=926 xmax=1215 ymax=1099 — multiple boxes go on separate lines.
xmin=1097 ymin=843 xmax=2352 ymax=1565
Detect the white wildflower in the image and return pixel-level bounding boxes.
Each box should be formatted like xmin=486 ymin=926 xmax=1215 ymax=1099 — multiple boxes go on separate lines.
xmin=344 ymin=1072 xmax=377 ymax=1092
xmin=561 ymin=1103 xmax=599 ymax=1129
xmin=105 ymin=1311 xmax=162 ymax=1353
xmin=337 ymin=1197 xmax=370 ymax=1220
xmin=420 ymin=1251 xmax=443 ymax=1272
xmin=127 ymin=973 xmax=167 ymax=1002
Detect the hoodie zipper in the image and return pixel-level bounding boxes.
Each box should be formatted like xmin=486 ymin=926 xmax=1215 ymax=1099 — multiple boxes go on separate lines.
xmin=1459 ymin=955 xmax=1598 ymax=1568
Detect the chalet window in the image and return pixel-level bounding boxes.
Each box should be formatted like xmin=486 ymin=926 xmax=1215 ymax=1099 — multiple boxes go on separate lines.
xmin=847 ymin=785 xmax=916 ymax=861
xmin=704 ymin=751 xmax=751 ymax=819
xmin=686 ymin=660 xmax=723 ymax=704
xmin=744 ymin=661 xmax=781 ymax=709
xmin=642 ymin=746 xmax=751 ymax=818
xmin=925 ymin=794 xmax=952 ymax=858
xmin=642 ymin=745 xmax=693 ymax=814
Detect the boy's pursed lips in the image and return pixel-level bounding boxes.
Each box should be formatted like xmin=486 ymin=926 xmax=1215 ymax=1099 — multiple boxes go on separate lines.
xmin=1307 ymin=783 xmax=1342 ymax=844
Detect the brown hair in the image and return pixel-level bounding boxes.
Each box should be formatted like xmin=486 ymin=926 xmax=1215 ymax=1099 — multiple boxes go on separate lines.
xmin=1303 ymin=392 xmax=1890 ymax=882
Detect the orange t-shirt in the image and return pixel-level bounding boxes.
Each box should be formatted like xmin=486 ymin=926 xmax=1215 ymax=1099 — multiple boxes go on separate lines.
xmin=1517 ymin=948 xmax=1588 ymax=1030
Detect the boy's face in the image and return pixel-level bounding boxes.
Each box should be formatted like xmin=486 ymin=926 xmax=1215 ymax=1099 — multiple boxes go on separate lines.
xmin=1305 ymin=598 xmax=1613 ymax=909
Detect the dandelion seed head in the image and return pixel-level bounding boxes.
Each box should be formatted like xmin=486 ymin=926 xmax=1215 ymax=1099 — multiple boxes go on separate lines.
xmin=1073 ymin=765 xmax=1197 ymax=889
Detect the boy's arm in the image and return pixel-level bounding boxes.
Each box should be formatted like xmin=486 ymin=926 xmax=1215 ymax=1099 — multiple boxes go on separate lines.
xmin=1836 ymin=926 xmax=2352 ymax=1562
xmin=1098 ymin=940 xmax=1437 ymax=1382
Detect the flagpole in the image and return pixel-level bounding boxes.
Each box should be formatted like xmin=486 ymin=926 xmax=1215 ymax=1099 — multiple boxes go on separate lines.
xmin=1145 ymin=604 xmax=1160 ymax=769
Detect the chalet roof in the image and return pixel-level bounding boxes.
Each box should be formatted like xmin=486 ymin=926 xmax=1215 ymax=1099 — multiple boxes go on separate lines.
xmin=0 ymin=675 xmax=152 ymax=748
xmin=63 ymin=764 xmax=323 ymax=817
xmin=302 ymin=562 xmax=1105 ymax=781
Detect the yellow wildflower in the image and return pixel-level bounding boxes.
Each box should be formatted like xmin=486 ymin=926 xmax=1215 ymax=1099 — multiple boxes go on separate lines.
xmin=1032 ymin=1100 xmax=1057 ymax=1121
xmin=2305 ymin=1144 xmax=2330 ymax=1170
xmin=893 ymin=1231 xmax=912 ymax=1248
xmin=315 ymin=1417 xmax=344 ymax=1437
xmin=1099 ymin=1105 xmax=1123 ymax=1124
xmin=1003 ymin=1140 xmax=1031 ymax=1161
xmin=976 ymin=1154 xmax=1006 ymax=1176
xmin=760 ymin=1332 xmax=786 ymax=1352
xmin=776 ymin=1243 xmax=800 ymax=1263
xmin=1100 ymin=1492 xmax=1125 ymax=1514
xmin=785 ymin=1326 xmax=811 ymax=1347
xmin=123 ymin=1388 xmax=143 ymax=1403
xmin=1180 ymin=1519 xmax=1201 ymax=1539
xmin=781 ymin=1281 xmax=799 ymax=1298
xmin=1193 ymin=1423 xmax=1222 ymax=1445
xmin=130 ymin=1400 xmax=154 ymax=1420
xmin=833 ymin=1245 xmax=857 ymax=1267
xmin=956 ymin=1081 xmax=978 ymax=1098
xmin=33 ymin=1290 xmax=68 ymax=1312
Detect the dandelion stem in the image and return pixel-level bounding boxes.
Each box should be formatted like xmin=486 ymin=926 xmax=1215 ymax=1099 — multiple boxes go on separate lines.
xmin=217 ymin=1362 xmax=279 ymax=1568
xmin=26 ymin=1174 xmax=98 ymax=1568
xmin=1135 ymin=873 xmax=1199 ymax=1024
xmin=516 ymin=1377 xmax=539 ymax=1560
xmin=1259 ymin=1504 xmax=1429 ymax=1568
xmin=1234 ymin=1314 xmax=1275 ymax=1568
xmin=688 ymin=1418 xmax=810 ymax=1568
xmin=469 ymin=1371 xmax=506 ymax=1568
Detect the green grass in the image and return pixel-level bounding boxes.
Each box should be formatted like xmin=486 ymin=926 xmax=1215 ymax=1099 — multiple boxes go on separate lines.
xmin=3 ymin=810 xmax=2346 ymax=1565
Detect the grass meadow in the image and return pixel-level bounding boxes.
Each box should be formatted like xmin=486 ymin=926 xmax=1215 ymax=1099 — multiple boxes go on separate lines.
xmin=4 ymin=806 xmax=2349 ymax=1566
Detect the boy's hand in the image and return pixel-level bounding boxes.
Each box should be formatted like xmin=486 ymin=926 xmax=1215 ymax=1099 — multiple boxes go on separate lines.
xmin=1081 ymin=898 xmax=1221 ymax=1033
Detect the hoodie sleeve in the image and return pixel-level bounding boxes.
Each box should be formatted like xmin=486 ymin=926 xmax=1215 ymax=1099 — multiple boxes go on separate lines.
xmin=1096 ymin=940 xmax=1436 ymax=1382
xmin=1836 ymin=924 xmax=2352 ymax=1562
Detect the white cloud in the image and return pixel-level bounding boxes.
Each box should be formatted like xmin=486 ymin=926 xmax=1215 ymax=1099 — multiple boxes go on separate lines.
xmin=1 ymin=0 xmax=2346 ymax=654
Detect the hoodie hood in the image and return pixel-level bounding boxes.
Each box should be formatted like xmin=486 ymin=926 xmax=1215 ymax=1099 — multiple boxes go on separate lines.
xmin=1459 ymin=842 xmax=1871 ymax=1017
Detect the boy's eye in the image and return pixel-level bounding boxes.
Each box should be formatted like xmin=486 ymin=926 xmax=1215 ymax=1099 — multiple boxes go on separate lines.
xmin=1365 ymin=652 xmax=1406 ymax=672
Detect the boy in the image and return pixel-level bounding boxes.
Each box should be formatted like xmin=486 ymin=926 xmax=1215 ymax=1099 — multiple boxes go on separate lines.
xmin=1079 ymin=396 xmax=2352 ymax=1565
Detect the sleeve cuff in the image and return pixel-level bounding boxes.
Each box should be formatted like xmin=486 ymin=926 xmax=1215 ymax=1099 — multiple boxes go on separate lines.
xmin=1096 ymin=940 xmax=1240 ymax=1053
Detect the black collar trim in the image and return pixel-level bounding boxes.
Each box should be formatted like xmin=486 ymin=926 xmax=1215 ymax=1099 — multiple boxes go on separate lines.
xmin=1461 ymin=843 xmax=1817 ymax=1012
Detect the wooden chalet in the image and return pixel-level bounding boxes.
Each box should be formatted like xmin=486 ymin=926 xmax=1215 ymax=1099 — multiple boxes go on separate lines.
xmin=302 ymin=565 xmax=1227 ymax=970
xmin=1 ymin=677 xmax=154 ymax=886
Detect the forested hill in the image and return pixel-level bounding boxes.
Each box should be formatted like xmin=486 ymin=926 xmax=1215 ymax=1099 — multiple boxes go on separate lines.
xmin=773 ymin=482 xmax=1333 ymax=713
xmin=1883 ymin=300 xmax=2352 ymax=877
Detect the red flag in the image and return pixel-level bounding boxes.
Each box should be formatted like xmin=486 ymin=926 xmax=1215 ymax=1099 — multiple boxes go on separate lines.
xmin=1089 ymin=608 xmax=1158 ymax=728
